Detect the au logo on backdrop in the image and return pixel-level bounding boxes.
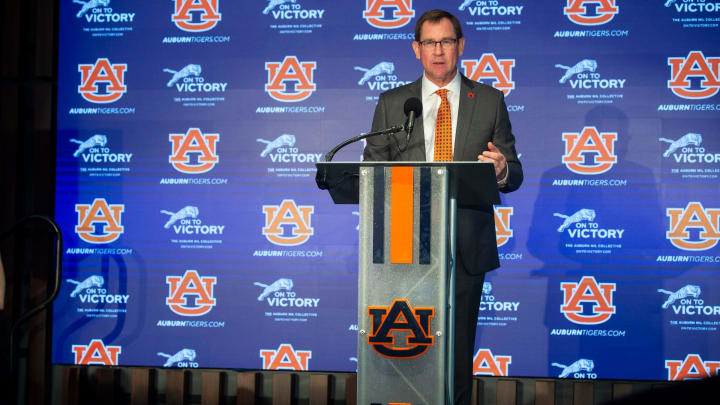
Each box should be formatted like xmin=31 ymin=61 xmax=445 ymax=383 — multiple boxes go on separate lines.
xmin=667 ymin=51 xmax=720 ymax=99
xmin=363 ymin=0 xmax=415 ymax=29
xmin=161 ymin=128 xmax=228 ymax=185
xmin=551 ymin=276 xmax=627 ymax=340
xmin=473 ymin=348 xmax=511 ymax=376
xmin=166 ymin=270 xmax=217 ymax=317
xmin=666 ymin=354 xmax=720 ymax=380
xmin=458 ymin=0 xmax=525 ymax=32
xmin=666 ymin=202 xmax=720 ymax=251
xmin=72 ymin=0 xmax=135 ymax=38
xmin=462 ymin=54 xmax=525 ymax=112
xmin=75 ymin=198 xmax=124 ymax=244
xmin=660 ymin=50 xmax=720 ymax=111
xmin=78 ymin=58 xmax=127 ymax=103
xmin=70 ymin=134 xmax=132 ymax=177
xmin=70 ymin=58 xmax=135 ymax=115
xmin=72 ymin=339 xmax=121 ymax=366
xmin=562 ymin=127 xmax=617 ymax=175
xmin=260 ymin=343 xmax=312 ymax=370
xmin=555 ymin=0 xmax=628 ymax=37
xmin=163 ymin=0 xmax=229 ymax=43
xmin=494 ymin=206 xmax=522 ymax=260
xmin=257 ymin=56 xmax=325 ymax=114
xmin=256 ymin=200 xmax=322 ymax=258
xmin=171 ymin=0 xmax=221 ymax=32
xmin=560 ymin=276 xmax=616 ymax=325
xmin=157 ymin=269 xmax=225 ymax=328
xmin=353 ymin=0 xmax=415 ymax=40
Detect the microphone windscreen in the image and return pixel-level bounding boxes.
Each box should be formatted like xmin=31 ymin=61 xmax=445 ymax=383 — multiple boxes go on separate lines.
xmin=403 ymin=97 xmax=423 ymax=117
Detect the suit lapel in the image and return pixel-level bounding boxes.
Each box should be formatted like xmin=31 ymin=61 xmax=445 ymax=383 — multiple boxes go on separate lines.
xmin=405 ymin=78 xmax=426 ymax=161
xmin=454 ymin=75 xmax=476 ymax=161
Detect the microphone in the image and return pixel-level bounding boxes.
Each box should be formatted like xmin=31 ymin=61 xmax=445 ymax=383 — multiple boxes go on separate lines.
xmin=403 ymin=97 xmax=422 ymax=140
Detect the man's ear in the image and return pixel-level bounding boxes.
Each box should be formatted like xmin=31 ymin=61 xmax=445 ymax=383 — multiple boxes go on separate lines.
xmin=412 ymin=40 xmax=421 ymax=60
xmin=457 ymin=37 xmax=465 ymax=58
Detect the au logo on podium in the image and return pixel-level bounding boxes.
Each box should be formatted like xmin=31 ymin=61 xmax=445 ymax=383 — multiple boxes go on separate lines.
xmin=366 ymin=299 xmax=435 ymax=359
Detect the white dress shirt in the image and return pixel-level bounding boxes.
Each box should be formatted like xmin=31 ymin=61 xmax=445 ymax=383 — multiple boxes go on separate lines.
xmin=420 ymin=71 xmax=461 ymax=161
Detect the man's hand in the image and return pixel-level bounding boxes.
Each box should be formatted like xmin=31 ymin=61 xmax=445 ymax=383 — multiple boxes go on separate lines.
xmin=477 ymin=142 xmax=507 ymax=181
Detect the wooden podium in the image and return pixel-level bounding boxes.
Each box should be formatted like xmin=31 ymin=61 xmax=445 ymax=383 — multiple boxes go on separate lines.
xmin=316 ymin=162 xmax=500 ymax=405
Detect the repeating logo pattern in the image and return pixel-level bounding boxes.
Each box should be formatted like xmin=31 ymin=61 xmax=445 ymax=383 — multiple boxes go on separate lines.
xmin=473 ymin=348 xmax=512 ymax=376
xmin=72 ymin=339 xmax=121 ymax=365
xmin=75 ymin=198 xmax=125 ymax=244
xmin=262 ymin=200 xmax=314 ymax=246
xmin=169 ymin=128 xmax=220 ymax=174
xmin=667 ymin=51 xmax=720 ymax=99
xmin=265 ymin=56 xmax=317 ymax=102
xmin=462 ymin=54 xmax=516 ymax=96
xmin=78 ymin=58 xmax=127 ymax=103
xmin=260 ymin=343 xmax=312 ymax=370
xmin=560 ymin=276 xmax=616 ymax=325
xmin=564 ymin=0 xmax=619 ymax=26
xmin=171 ymin=0 xmax=221 ymax=32
xmin=666 ymin=202 xmax=720 ymax=251
xmin=363 ymin=0 xmax=415 ymax=29
xmin=666 ymin=354 xmax=720 ymax=380
xmin=562 ymin=127 xmax=618 ymax=175
xmin=166 ymin=270 xmax=217 ymax=316
xmin=494 ymin=206 xmax=514 ymax=247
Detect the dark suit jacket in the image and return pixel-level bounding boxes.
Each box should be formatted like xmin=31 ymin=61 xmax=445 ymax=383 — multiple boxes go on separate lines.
xmin=363 ymin=74 xmax=522 ymax=275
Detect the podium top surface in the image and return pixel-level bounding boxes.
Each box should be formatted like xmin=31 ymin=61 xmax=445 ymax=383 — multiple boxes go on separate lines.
xmin=316 ymin=161 xmax=500 ymax=206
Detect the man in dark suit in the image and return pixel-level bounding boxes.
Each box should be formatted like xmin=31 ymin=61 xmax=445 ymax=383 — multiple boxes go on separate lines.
xmin=362 ymin=9 xmax=522 ymax=405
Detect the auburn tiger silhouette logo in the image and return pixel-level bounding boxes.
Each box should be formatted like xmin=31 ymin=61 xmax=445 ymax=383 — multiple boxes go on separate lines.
xmin=564 ymin=0 xmax=618 ymax=26
xmin=367 ymin=299 xmax=434 ymax=359
xmin=667 ymin=51 xmax=720 ymax=100
xmin=562 ymin=126 xmax=617 ymax=175
xmin=494 ymin=206 xmax=514 ymax=247
xmin=363 ymin=0 xmax=415 ymax=29
xmin=666 ymin=202 xmax=720 ymax=251
xmin=72 ymin=339 xmax=121 ymax=366
xmin=262 ymin=200 xmax=314 ymax=246
xmin=462 ymin=54 xmax=516 ymax=96
xmin=265 ymin=56 xmax=317 ymax=102
xmin=75 ymin=198 xmax=124 ymax=244
xmin=166 ymin=270 xmax=217 ymax=316
xmin=473 ymin=348 xmax=511 ymax=376
xmin=171 ymin=0 xmax=221 ymax=32
xmin=560 ymin=276 xmax=616 ymax=325
xmin=260 ymin=343 xmax=312 ymax=370
xmin=169 ymin=128 xmax=219 ymax=174
xmin=78 ymin=58 xmax=127 ymax=104
xmin=666 ymin=354 xmax=720 ymax=381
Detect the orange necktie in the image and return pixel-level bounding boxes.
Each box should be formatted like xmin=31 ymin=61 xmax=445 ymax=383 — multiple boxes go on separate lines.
xmin=433 ymin=89 xmax=452 ymax=161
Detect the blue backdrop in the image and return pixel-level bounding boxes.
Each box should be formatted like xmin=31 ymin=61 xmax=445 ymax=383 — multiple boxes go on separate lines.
xmin=53 ymin=0 xmax=720 ymax=381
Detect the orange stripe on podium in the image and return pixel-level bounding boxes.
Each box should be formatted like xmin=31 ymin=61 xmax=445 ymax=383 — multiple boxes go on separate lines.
xmin=390 ymin=166 xmax=413 ymax=264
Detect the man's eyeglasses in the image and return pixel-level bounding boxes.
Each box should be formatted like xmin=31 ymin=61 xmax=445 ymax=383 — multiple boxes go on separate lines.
xmin=418 ymin=38 xmax=458 ymax=50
